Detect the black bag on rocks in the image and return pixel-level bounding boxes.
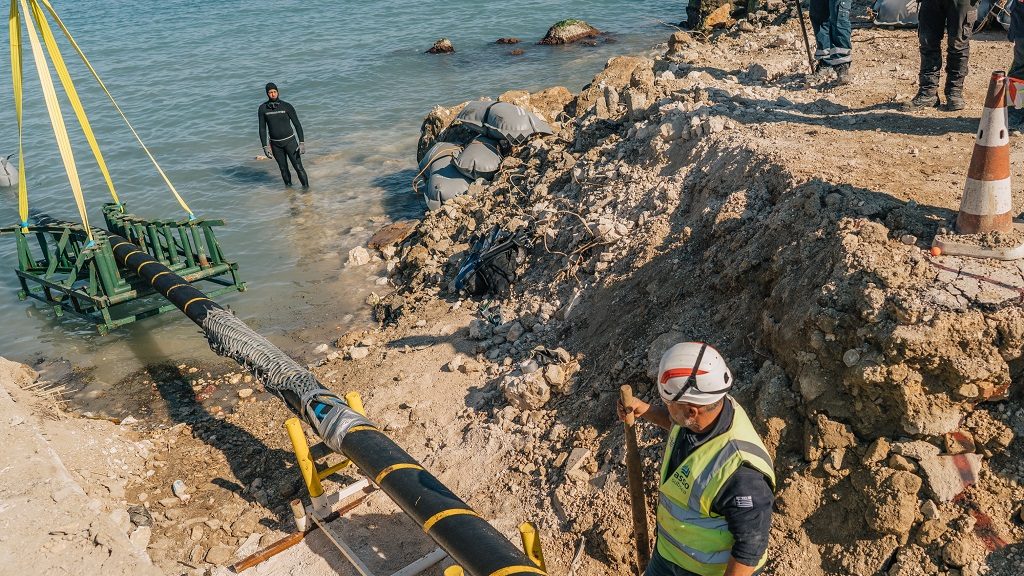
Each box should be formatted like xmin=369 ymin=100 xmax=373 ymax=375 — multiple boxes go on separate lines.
xmin=455 ymin=226 xmax=529 ymax=296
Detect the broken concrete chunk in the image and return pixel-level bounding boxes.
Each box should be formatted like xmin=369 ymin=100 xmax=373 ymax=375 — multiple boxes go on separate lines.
xmin=205 ymin=544 xmax=234 ymax=565
xmin=862 ymin=437 xmax=890 ymax=465
xmin=920 ymin=499 xmax=939 ymax=520
xmin=943 ymin=430 xmax=976 ymax=455
xmin=348 ymin=346 xmax=370 ymax=360
xmin=891 ymin=440 xmax=941 ymax=461
xmin=917 ymin=453 xmax=982 ymax=502
xmin=543 ymin=364 xmax=566 ymax=389
xmin=501 ymin=373 xmax=550 ymax=410
xmin=563 ymin=447 xmax=591 ymax=473
xmin=887 ymin=454 xmax=917 ymax=472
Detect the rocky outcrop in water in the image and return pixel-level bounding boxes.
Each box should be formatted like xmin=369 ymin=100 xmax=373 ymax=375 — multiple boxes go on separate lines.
xmin=426 ymin=38 xmax=455 ymax=54
xmin=538 ymin=19 xmax=600 ymax=45
xmin=496 ymin=37 xmax=520 ymax=44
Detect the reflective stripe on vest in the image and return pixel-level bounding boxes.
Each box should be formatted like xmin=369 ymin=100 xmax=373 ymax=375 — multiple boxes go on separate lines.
xmin=656 ymin=398 xmax=776 ymax=576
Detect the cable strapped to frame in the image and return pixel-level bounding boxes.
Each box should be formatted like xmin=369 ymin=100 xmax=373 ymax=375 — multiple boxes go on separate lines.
xmin=16 ymin=0 xmax=92 ymax=241
xmin=36 ymin=0 xmax=195 ymax=219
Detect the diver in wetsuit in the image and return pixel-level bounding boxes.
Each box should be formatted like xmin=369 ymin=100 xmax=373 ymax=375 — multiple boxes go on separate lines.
xmin=258 ymin=82 xmax=309 ymax=187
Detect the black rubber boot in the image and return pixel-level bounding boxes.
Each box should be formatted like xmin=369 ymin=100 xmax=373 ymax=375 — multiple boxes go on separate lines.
xmin=833 ymin=63 xmax=852 ymax=86
xmin=943 ymin=92 xmax=965 ymax=112
xmin=901 ymin=91 xmax=940 ymax=112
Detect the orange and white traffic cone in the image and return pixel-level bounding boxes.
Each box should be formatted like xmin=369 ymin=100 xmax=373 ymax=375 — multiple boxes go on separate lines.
xmin=932 ymin=71 xmax=1024 ymax=260
xmin=957 ymin=70 xmax=1012 ymax=235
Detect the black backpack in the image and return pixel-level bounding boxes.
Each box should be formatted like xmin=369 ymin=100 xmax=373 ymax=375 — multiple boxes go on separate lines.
xmin=455 ymin=227 xmax=529 ymax=296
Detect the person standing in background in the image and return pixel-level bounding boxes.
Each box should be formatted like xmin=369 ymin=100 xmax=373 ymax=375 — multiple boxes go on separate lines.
xmin=809 ymin=0 xmax=853 ymax=85
xmin=258 ymin=82 xmax=308 ymax=187
xmin=902 ymin=0 xmax=977 ymax=111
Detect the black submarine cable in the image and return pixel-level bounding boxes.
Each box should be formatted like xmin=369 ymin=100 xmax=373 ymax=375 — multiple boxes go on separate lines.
xmin=109 ymin=235 xmax=546 ymax=576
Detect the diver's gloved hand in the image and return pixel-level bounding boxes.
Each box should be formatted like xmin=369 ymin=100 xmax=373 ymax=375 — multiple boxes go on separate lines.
xmin=263 ymin=145 xmax=273 ymax=158
xmin=299 ymin=142 xmax=306 ymax=155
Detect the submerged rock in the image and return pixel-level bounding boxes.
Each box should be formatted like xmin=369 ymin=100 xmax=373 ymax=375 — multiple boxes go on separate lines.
xmin=426 ymin=38 xmax=455 ymax=54
xmin=495 ymin=37 xmax=520 ymax=44
xmin=539 ymin=19 xmax=600 ymax=45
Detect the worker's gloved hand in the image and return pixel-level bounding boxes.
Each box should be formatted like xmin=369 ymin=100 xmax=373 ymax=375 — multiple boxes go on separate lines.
xmin=616 ymin=395 xmax=650 ymax=422
xmin=263 ymin=145 xmax=273 ymax=158
xmin=299 ymin=142 xmax=306 ymax=155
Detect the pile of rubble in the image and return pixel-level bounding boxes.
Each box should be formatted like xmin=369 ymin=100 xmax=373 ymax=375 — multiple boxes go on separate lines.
xmin=361 ymin=18 xmax=1024 ymax=576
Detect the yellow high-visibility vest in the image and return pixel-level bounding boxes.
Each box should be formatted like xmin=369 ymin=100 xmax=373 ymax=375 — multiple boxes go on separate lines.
xmin=655 ymin=397 xmax=776 ymax=576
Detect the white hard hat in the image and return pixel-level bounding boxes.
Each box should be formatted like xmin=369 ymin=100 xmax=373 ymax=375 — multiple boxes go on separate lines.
xmin=657 ymin=342 xmax=733 ymax=405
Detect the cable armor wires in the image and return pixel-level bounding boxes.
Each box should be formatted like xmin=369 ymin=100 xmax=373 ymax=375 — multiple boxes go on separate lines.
xmin=201 ymin=307 xmax=373 ymax=452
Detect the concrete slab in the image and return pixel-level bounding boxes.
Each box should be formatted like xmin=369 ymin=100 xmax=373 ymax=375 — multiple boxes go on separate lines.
xmin=917 ymin=453 xmax=982 ymax=502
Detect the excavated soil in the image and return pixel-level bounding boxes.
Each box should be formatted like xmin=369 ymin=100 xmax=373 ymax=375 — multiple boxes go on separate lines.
xmin=10 ymin=5 xmax=1024 ymax=576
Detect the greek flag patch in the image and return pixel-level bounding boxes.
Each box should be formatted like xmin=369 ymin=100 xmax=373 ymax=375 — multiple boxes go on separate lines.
xmin=735 ymin=495 xmax=753 ymax=508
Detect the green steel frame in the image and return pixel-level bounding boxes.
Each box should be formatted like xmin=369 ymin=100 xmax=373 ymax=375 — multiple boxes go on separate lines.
xmin=0 ymin=203 xmax=245 ymax=334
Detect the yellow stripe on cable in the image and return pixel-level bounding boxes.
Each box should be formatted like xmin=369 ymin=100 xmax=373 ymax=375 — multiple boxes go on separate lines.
xmin=421 ymin=508 xmax=479 ymax=533
xmin=346 ymin=425 xmax=378 ymax=434
xmin=28 ymin=0 xmax=119 ymax=207
xmin=487 ymin=566 xmax=546 ymax=576
xmin=182 ymin=297 xmax=210 ymax=314
xmin=10 ymin=0 xmax=28 ymax=232
xmin=18 ymin=0 xmax=92 ymax=241
xmin=373 ymin=463 xmax=424 ymax=485
xmin=37 ymin=0 xmax=194 ymax=219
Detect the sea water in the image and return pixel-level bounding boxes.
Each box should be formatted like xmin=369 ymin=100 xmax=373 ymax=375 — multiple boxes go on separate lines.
xmin=0 ymin=0 xmax=679 ymax=382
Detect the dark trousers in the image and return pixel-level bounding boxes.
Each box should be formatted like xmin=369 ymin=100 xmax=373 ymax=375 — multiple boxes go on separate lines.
xmin=810 ymin=0 xmax=853 ymax=66
xmin=1011 ymin=38 xmax=1024 ymax=79
xmin=917 ymin=0 xmax=977 ymax=96
xmin=271 ymin=137 xmax=308 ymax=187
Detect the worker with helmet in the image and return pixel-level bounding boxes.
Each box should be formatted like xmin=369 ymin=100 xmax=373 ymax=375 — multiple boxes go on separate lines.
xmin=618 ymin=342 xmax=776 ymax=576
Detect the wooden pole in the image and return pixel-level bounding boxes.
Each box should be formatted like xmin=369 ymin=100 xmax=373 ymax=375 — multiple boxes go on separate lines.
xmin=793 ymin=0 xmax=817 ymax=74
xmin=620 ymin=385 xmax=651 ymax=573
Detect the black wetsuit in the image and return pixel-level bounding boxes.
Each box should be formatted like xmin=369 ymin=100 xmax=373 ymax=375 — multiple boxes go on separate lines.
xmin=258 ymin=99 xmax=308 ymax=187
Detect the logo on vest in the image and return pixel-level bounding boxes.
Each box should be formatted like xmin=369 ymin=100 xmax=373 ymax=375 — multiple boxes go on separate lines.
xmin=671 ymin=464 xmax=692 ymax=491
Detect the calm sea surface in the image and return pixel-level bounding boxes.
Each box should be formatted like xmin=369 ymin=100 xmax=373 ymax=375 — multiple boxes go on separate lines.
xmin=0 ymin=0 xmax=679 ymax=383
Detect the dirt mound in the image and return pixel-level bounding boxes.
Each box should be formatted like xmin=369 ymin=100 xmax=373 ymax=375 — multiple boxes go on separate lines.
xmin=379 ymin=24 xmax=1024 ymax=574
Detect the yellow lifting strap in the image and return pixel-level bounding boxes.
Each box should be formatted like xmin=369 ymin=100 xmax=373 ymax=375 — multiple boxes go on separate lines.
xmin=27 ymin=0 xmax=120 ymax=209
xmin=36 ymin=0 xmax=195 ymax=219
xmin=16 ymin=0 xmax=93 ymax=241
xmin=9 ymin=1 xmax=28 ymax=232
